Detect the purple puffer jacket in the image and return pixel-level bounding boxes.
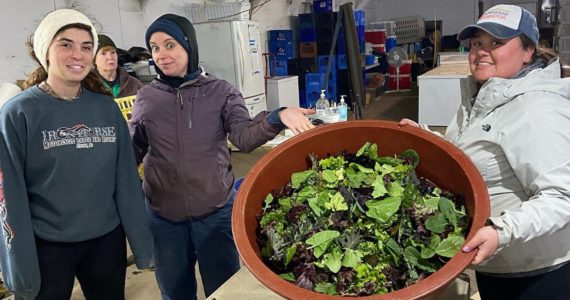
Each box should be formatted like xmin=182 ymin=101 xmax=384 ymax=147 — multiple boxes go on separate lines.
xmin=129 ymin=74 xmax=280 ymax=221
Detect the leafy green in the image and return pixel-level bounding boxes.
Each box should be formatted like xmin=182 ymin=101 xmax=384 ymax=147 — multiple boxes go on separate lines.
xmin=439 ymin=197 xmax=458 ymax=227
xmin=291 ymin=170 xmax=316 ymax=189
xmin=315 ymin=282 xmax=337 ymax=295
xmin=366 ymin=197 xmax=402 ymax=223
xmin=324 ymin=192 xmax=348 ymax=211
xmin=306 ymin=230 xmax=340 ymax=258
xmin=342 ymin=248 xmax=363 ymax=268
xmin=425 ymin=213 xmax=447 ymax=233
xmin=257 ymin=143 xmax=469 ymax=296
xmin=279 ymin=273 xmax=295 ymax=281
xmin=371 ymin=175 xmax=388 ymax=198
xmin=284 ymin=244 xmax=297 ymax=267
xmin=435 ymin=235 xmax=465 ymax=258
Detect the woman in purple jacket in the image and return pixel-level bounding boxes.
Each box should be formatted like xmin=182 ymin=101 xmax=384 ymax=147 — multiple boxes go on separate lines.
xmin=130 ymin=14 xmax=315 ymax=300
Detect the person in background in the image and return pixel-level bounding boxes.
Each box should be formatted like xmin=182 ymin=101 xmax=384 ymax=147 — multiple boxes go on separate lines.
xmin=400 ymin=5 xmax=570 ymax=300
xmin=0 ymin=9 xmax=152 ymax=300
xmin=130 ymin=13 xmax=315 ymax=300
xmin=94 ymin=34 xmax=144 ymax=98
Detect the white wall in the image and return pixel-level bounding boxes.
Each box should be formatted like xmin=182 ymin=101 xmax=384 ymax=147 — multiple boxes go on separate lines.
xmin=481 ymin=0 xmax=537 ymax=15
xmin=0 ymin=0 xmax=481 ymax=84
xmin=0 ymin=0 xmax=302 ymax=84
xmin=369 ymin=0 xmax=479 ymax=36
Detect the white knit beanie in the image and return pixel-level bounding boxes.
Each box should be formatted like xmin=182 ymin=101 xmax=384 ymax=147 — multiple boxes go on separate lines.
xmin=33 ymin=9 xmax=98 ymax=70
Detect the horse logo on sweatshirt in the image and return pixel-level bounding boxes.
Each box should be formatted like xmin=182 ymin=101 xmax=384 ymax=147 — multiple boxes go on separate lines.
xmin=0 ymin=170 xmax=15 ymax=251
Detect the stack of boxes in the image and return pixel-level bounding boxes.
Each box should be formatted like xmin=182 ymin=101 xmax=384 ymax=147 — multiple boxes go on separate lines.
xmin=268 ymin=30 xmax=295 ymax=76
xmin=266 ymin=0 xmax=366 ymax=108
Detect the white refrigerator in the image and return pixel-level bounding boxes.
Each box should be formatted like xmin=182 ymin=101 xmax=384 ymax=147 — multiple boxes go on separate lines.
xmin=194 ymin=21 xmax=267 ymax=118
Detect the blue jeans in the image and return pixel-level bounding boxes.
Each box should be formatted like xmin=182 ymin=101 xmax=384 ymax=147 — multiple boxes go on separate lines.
xmin=146 ymin=191 xmax=240 ymax=300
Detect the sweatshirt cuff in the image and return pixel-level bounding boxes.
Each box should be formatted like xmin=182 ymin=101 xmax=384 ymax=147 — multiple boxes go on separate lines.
xmin=486 ymin=217 xmax=511 ymax=253
xmin=266 ymin=107 xmax=287 ymax=130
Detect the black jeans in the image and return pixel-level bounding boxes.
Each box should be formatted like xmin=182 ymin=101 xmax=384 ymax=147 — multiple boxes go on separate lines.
xmin=35 ymin=225 xmax=127 ymax=300
xmin=476 ymin=261 xmax=570 ymax=300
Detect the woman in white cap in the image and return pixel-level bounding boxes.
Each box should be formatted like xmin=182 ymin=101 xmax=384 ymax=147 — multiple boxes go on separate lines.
xmin=0 ymin=9 xmax=152 ymax=300
xmin=401 ymin=4 xmax=570 ymax=299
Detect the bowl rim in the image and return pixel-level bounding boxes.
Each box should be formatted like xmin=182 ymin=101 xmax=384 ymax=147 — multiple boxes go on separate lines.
xmin=232 ymin=120 xmax=490 ymax=299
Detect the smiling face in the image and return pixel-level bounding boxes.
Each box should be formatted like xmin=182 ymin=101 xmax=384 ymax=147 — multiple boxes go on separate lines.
xmin=468 ymin=30 xmax=535 ymax=83
xmin=95 ymin=45 xmax=118 ymax=74
xmin=149 ymin=31 xmax=189 ymax=78
xmin=46 ymin=27 xmax=94 ymax=85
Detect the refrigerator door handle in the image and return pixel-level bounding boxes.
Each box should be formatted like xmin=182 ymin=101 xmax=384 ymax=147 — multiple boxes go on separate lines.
xmin=236 ymin=29 xmax=245 ymax=91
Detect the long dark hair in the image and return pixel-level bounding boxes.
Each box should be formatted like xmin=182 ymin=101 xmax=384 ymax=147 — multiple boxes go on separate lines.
xmin=23 ymin=23 xmax=111 ymax=96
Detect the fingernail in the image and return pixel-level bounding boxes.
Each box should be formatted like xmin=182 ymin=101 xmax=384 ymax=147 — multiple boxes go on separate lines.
xmin=462 ymin=246 xmax=471 ymax=252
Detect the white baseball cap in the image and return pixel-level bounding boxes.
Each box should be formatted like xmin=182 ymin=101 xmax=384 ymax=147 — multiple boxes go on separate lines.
xmin=458 ymin=5 xmax=539 ymax=45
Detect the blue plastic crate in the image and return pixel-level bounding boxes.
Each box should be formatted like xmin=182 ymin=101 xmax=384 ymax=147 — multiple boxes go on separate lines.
xmin=354 ymin=10 xmax=365 ymax=27
xmin=357 ymin=25 xmax=366 ymax=53
xmin=269 ymin=58 xmax=288 ymax=76
xmin=313 ymin=0 xmax=333 ymax=13
xmin=317 ymin=55 xmax=336 ymax=73
xmin=305 ymin=72 xmax=337 ymax=106
xmin=299 ymin=88 xmax=309 ymax=108
xmin=269 ymin=30 xmax=293 ymax=42
xmin=299 ymin=28 xmax=317 ymax=43
xmin=298 ymin=13 xmax=315 ymax=29
xmin=337 ymin=54 xmax=347 ymax=69
xmin=268 ymin=41 xmax=295 ymax=60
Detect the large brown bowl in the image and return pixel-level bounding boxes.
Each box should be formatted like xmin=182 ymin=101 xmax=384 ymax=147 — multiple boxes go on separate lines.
xmin=232 ymin=120 xmax=489 ymax=300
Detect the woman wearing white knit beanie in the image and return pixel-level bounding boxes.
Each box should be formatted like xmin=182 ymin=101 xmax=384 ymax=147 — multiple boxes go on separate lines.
xmin=0 ymin=9 xmax=153 ymax=300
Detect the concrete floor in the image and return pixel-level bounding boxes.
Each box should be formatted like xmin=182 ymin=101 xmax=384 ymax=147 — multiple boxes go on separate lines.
xmin=68 ymin=84 xmax=480 ymax=299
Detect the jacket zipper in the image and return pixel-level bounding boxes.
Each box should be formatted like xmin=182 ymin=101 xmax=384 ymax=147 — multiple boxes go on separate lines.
xmin=176 ymin=89 xmax=183 ymax=110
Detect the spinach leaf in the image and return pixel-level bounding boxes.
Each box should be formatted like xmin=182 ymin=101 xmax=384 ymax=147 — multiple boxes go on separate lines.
xmin=296 ymin=185 xmax=317 ymax=203
xmin=425 ymin=213 xmax=447 ymax=233
xmin=291 ymin=170 xmax=316 ymax=189
xmin=385 ymin=238 xmax=402 ymax=265
xmin=423 ymin=197 xmax=440 ymax=210
xmin=439 ymin=197 xmax=458 ymax=227
xmin=435 ymin=235 xmax=465 ymax=258
xmin=404 ymin=246 xmax=436 ymax=272
xmin=420 ymin=235 xmax=441 ymax=259
xmin=321 ymin=246 xmax=343 ymax=273
xmin=314 ymin=282 xmax=337 ymax=295
xmin=306 ymin=230 xmax=340 ymax=258
xmin=342 ymin=248 xmax=363 ymax=268
xmin=366 ymin=197 xmax=402 ymax=223
xmin=284 ymin=244 xmax=297 ymax=267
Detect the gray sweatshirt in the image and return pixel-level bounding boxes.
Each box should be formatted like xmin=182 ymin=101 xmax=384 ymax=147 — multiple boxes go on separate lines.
xmin=0 ymin=86 xmax=152 ymax=299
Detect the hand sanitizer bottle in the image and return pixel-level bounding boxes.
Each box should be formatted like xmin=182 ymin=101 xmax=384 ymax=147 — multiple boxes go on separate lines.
xmin=315 ymin=89 xmax=329 ymax=116
xmin=338 ymin=95 xmax=348 ymax=121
